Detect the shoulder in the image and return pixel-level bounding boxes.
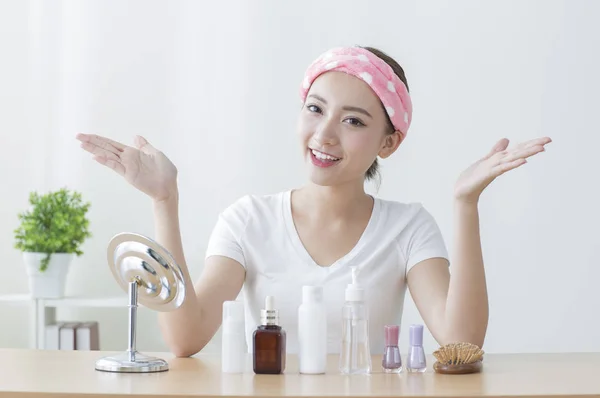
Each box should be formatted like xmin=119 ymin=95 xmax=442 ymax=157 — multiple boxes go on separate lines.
xmin=375 ymin=197 xmax=448 ymax=267
xmin=219 ymin=190 xmax=288 ymax=222
xmin=377 ymin=197 xmax=434 ymax=225
xmin=375 ymin=197 xmax=442 ymax=241
xmin=224 ymin=190 xmax=287 ymax=212
xmin=213 ymin=191 xmax=288 ymax=244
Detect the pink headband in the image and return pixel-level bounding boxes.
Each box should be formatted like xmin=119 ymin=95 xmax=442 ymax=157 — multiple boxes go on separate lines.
xmin=299 ymin=47 xmax=412 ymax=135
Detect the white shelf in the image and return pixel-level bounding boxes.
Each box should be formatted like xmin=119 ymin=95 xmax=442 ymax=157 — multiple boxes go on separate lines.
xmin=0 ymin=294 xmax=126 ymax=307
xmin=0 ymin=294 xmax=131 ymax=349
xmin=47 ymin=296 xmax=126 ymax=308
xmin=0 ymin=294 xmax=31 ymax=303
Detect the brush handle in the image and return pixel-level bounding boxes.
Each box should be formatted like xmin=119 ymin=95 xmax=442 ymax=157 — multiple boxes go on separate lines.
xmin=433 ymin=360 xmax=483 ymax=374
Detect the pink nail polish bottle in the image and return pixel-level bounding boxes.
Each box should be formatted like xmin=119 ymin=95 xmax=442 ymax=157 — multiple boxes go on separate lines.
xmin=382 ymin=325 xmax=402 ymax=373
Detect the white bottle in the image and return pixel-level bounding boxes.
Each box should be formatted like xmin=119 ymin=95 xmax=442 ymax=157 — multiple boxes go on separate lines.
xmin=222 ymin=300 xmax=246 ymax=373
xmin=298 ymin=285 xmax=327 ymax=374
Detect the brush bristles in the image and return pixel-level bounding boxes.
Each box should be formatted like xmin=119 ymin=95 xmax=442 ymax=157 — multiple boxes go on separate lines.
xmin=433 ymin=342 xmax=484 ymax=365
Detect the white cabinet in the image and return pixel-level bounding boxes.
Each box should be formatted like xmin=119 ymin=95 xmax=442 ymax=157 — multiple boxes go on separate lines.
xmin=0 ymin=294 xmax=125 ymax=349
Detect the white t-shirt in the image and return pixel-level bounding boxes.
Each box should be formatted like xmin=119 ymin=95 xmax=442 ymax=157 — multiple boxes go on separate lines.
xmin=205 ymin=190 xmax=449 ymax=355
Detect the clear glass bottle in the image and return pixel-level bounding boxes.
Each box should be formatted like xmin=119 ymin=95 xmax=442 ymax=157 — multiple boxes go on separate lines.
xmin=406 ymin=324 xmax=426 ymax=373
xmin=339 ymin=267 xmax=371 ymax=375
xmin=382 ymin=325 xmax=402 ymax=373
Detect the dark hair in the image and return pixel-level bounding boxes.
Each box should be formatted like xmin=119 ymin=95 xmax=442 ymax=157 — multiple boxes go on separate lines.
xmin=359 ymin=46 xmax=410 ymax=183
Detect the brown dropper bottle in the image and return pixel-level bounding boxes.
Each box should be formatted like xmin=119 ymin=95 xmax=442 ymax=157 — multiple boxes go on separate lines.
xmin=253 ymin=296 xmax=286 ymax=374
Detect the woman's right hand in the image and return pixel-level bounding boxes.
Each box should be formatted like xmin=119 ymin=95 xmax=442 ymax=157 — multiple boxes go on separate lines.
xmin=76 ymin=133 xmax=178 ymax=202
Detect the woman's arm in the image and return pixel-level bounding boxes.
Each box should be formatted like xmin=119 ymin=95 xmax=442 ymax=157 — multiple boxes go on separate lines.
xmin=407 ymin=136 xmax=551 ymax=348
xmin=154 ymin=194 xmax=245 ymax=357
xmin=76 ymin=133 xmax=245 ymax=356
xmin=407 ymin=199 xmax=488 ymax=348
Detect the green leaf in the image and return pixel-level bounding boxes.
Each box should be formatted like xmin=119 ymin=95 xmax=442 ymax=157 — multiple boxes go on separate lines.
xmin=14 ymin=187 xmax=92 ymax=271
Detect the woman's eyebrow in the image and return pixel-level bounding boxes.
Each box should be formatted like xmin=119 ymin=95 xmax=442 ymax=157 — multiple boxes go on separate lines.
xmin=342 ymin=105 xmax=372 ymax=118
xmin=307 ymin=94 xmax=373 ymax=118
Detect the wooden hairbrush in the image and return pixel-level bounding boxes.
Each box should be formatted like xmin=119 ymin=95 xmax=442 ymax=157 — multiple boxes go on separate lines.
xmin=433 ymin=342 xmax=484 ymax=374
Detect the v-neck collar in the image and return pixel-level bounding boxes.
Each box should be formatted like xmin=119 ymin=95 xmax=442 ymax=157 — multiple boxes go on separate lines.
xmin=282 ymin=190 xmax=381 ymax=269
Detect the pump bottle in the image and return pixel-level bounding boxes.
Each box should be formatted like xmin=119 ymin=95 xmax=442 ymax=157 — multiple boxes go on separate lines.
xmin=339 ymin=266 xmax=371 ymax=374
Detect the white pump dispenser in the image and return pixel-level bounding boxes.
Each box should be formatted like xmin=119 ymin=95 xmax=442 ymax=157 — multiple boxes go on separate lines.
xmin=345 ymin=266 xmax=365 ymax=302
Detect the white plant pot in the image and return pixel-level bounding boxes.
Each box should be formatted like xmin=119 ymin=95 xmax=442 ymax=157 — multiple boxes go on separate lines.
xmin=22 ymin=252 xmax=74 ymax=299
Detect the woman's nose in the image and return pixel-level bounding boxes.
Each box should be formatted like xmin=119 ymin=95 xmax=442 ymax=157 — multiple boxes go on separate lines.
xmin=312 ymin=119 xmax=338 ymax=146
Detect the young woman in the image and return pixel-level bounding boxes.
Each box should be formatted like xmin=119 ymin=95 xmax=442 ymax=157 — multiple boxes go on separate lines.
xmin=76 ymin=46 xmax=551 ymax=357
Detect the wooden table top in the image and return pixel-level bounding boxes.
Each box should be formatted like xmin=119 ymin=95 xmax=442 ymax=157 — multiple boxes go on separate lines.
xmin=0 ymin=348 xmax=599 ymax=397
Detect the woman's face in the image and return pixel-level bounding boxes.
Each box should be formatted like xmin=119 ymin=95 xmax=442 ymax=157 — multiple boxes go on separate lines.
xmin=297 ymin=71 xmax=401 ymax=187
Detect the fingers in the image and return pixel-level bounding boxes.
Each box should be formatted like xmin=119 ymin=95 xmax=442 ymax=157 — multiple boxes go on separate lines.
xmin=485 ymin=136 xmax=552 ymax=160
xmin=492 ymin=138 xmax=510 ymax=153
xmin=134 ymin=135 xmax=147 ymax=148
xmin=501 ymin=144 xmax=545 ymax=163
xmin=134 ymin=135 xmax=156 ymax=155
xmin=513 ymin=136 xmax=552 ymax=151
xmin=487 ymin=136 xmax=551 ymax=178
xmin=93 ymin=155 xmax=125 ymax=176
xmin=493 ymin=158 xmax=527 ymax=175
xmin=484 ymin=138 xmax=509 ymax=160
xmin=527 ymin=136 xmax=552 ymax=146
xmin=76 ymin=133 xmax=127 ymax=154
xmin=80 ymin=141 xmax=121 ymax=162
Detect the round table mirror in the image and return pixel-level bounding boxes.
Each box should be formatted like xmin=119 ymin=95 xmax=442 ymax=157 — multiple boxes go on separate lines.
xmin=95 ymin=232 xmax=186 ymax=373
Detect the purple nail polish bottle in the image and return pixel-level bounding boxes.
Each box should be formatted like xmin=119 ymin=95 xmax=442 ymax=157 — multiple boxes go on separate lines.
xmin=382 ymin=325 xmax=402 ymax=373
xmin=407 ymin=324 xmax=426 ymax=373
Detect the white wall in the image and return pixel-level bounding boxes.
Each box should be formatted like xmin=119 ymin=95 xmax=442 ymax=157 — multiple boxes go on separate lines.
xmin=1 ymin=0 xmax=598 ymax=355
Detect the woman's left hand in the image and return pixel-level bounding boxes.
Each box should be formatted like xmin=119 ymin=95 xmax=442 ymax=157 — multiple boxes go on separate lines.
xmin=454 ymin=136 xmax=552 ymax=204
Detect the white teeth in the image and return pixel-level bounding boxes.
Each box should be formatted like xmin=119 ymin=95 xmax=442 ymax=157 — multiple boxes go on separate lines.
xmin=311 ymin=149 xmax=340 ymax=161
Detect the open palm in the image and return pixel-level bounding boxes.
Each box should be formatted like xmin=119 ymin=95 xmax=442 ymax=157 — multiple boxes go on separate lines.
xmin=76 ymin=133 xmax=178 ymax=202
xmin=455 ymin=136 xmax=552 ymax=203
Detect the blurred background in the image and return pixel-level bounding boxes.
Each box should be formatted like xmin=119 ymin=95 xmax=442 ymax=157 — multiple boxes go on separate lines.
xmin=1 ymin=0 xmax=598 ymax=355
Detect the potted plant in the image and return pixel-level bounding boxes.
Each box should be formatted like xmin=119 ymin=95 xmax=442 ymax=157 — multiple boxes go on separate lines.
xmin=14 ymin=188 xmax=92 ymax=298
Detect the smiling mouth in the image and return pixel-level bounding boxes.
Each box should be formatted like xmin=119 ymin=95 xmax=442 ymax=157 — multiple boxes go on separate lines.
xmin=309 ymin=148 xmax=341 ymax=168
xmin=310 ymin=149 xmax=341 ymax=161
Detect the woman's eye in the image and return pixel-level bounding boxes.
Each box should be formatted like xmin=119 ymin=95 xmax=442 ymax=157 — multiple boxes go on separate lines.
xmin=307 ymin=104 xmax=321 ymax=113
xmin=345 ymin=117 xmax=365 ymax=127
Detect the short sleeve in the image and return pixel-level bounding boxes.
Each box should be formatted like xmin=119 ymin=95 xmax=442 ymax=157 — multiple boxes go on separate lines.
xmin=405 ymin=206 xmax=449 ymax=274
xmin=205 ymin=196 xmax=251 ymax=268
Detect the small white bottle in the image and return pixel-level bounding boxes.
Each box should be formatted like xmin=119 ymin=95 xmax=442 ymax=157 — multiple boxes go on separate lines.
xmin=222 ymin=300 xmax=246 ymax=373
xmin=298 ymin=285 xmax=327 ymax=374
